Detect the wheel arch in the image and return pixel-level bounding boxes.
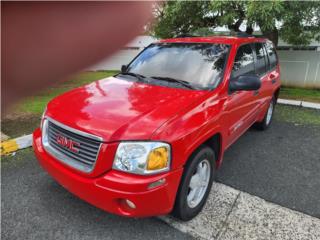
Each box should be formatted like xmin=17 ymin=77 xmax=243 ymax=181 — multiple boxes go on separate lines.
xmin=202 ymin=133 xmax=223 ymax=168
xmin=274 ymin=87 xmax=280 ymax=101
xmin=184 ymin=132 xmax=223 ymax=170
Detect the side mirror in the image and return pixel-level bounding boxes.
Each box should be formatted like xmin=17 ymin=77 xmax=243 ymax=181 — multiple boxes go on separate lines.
xmin=229 ymin=74 xmax=261 ymax=92
xmin=121 ymin=65 xmax=127 ymax=73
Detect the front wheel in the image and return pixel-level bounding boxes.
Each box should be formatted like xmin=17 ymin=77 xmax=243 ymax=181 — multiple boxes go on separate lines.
xmin=255 ymin=96 xmax=275 ymax=130
xmin=172 ymin=145 xmax=216 ymax=221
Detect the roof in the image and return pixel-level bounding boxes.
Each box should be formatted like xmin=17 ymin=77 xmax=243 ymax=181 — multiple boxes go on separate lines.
xmin=159 ymin=36 xmax=268 ymax=45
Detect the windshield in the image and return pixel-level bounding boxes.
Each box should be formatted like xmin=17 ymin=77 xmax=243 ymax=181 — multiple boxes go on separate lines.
xmin=125 ymin=43 xmax=230 ymax=89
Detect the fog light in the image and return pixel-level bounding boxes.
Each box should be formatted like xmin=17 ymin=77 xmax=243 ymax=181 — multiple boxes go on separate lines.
xmin=125 ymin=199 xmax=136 ymax=209
xmin=148 ymin=178 xmax=166 ymax=189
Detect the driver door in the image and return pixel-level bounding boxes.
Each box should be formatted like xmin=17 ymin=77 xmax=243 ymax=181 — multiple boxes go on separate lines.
xmin=223 ymin=43 xmax=261 ymax=148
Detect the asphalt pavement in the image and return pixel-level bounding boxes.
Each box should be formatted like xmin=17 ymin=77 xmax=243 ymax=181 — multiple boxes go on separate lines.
xmin=217 ymin=119 xmax=320 ymax=218
xmin=1 ymin=149 xmax=193 ymax=240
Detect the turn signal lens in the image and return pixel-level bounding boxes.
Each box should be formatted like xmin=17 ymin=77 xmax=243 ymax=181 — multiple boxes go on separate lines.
xmin=148 ymin=178 xmax=166 ymax=189
xmin=147 ymin=147 xmax=169 ymax=170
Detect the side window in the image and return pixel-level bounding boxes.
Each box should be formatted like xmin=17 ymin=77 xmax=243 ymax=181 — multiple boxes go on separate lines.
xmin=264 ymin=41 xmax=278 ymax=70
xmin=254 ymin=43 xmax=267 ymax=75
xmin=231 ymin=44 xmax=255 ymax=78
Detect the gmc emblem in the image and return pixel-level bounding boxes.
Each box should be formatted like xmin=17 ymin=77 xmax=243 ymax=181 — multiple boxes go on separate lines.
xmin=56 ymin=135 xmax=80 ymax=153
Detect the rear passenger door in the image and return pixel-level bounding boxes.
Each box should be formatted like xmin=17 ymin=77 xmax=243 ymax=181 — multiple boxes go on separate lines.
xmin=263 ymin=41 xmax=280 ymax=103
xmin=252 ymin=42 xmax=269 ymax=109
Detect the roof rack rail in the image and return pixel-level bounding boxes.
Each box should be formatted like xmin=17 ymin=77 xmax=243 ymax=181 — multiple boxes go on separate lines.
xmin=174 ymin=34 xmax=199 ymax=38
xmin=252 ymin=34 xmax=264 ymax=38
xmin=233 ymin=32 xmax=255 ymax=38
xmin=173 ymin=32 xmax=264 ymax=39
xmin=214 ymin=32 xmax=260 ymax=38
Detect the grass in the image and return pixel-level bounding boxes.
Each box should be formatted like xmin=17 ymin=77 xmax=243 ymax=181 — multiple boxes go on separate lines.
xmin=279 ymin=87 xmax=320 ymax=103
xmin=275 ymin=104 xmax=320 ymax=126
xmin=15 ymin=70 xmax=118 ymax=114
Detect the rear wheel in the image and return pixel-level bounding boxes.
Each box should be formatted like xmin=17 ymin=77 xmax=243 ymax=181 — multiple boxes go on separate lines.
xmin=255 ymin=96 xmax=276 ymax=130
xmin=172 ymin=145 xmax=216 ymax=221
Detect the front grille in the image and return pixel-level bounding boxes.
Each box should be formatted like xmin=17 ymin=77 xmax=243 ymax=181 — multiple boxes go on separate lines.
xmin=45 ymin=119 xmax=102 ymax=172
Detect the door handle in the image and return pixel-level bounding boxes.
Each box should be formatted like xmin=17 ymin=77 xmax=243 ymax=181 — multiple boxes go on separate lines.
xmin=269 ymin=73 xmax=276 ymax=80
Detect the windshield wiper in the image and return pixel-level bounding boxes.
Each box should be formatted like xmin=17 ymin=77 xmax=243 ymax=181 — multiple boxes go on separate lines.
xmin=150 ymin=76 xmax=196 ymax=89
xmin=119 ymin=72 xmax=146 ymax=82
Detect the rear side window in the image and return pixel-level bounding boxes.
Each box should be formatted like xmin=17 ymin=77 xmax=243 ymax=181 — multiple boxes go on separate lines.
xmin=254 ymin=43 xmax=267 ymax=76
xmin=231 ymin=44 xmax=255 ymax=78
xmin=265 ymin=41 xmax=278 ymax=70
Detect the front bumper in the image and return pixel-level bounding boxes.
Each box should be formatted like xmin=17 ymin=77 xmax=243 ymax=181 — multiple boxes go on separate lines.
xmin=33 ymin=128 xmax=183 ymax=217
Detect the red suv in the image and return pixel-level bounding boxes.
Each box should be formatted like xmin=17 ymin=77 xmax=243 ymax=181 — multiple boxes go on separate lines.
xmin=33 ymin=36 xmax=280 ymax=221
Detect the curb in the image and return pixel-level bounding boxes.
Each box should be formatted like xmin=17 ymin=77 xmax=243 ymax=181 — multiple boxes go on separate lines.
xmin=278 ymin=98 xmax=320 ymax=109
xmin=0 ymin=99 xmax=319 ymax=155
xmin=159 ymin=182 xmax=320 ymax=240
xmin=1 ymin=134 xmax=33 ymax=155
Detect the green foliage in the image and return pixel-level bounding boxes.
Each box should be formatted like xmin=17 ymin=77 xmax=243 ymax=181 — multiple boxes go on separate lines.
xmin=153 ymin=2 xmax=213 ymax=38
xmin=210 ymin=1 xmax=247 ymax=29
xmin=151 ymin=1 xmax=320 ymax=46
xmin=246 ymin=1 xmax=284 ymax=30
xmin=279 ymin=1 xmax=320 ymax=45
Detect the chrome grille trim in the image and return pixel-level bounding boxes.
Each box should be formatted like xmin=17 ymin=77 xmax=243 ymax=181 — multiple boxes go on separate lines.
xmin=42 ymin=117 xmax=102 ymax=173
xmin=46 ymin=117 xmax=103 ymax=142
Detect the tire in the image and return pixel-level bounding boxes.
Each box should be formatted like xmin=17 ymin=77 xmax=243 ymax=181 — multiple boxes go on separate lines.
xmin=172 ymin=145 xmax=216 ymax=221
xmin=255 ymin=96 xmax=276 ymax=130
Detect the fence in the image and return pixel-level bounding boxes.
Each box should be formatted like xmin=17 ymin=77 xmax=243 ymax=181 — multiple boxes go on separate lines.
xmin=278 ymin=51 xmax=320 ymax=89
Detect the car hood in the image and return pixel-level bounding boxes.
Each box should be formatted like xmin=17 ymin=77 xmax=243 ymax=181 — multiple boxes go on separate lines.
xmin=46 ymin=77 xmax=208 ymax=142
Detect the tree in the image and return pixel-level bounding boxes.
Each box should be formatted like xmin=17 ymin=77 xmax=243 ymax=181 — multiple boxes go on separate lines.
xmin=150 ymin=1 xmax=320 ymax=46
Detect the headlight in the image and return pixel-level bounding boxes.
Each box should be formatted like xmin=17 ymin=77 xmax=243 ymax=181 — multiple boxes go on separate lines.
xmin=113 ymin=142 xmax=171 ymax=175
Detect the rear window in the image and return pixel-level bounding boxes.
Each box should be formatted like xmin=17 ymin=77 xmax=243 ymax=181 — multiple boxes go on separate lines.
xmin=254 ymin=43 xmax=267 ymax=76
xmin=265 ymin=41 xmax=278 ymax=70
xmin=231 ymin=44 xmax=255 ymax=78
